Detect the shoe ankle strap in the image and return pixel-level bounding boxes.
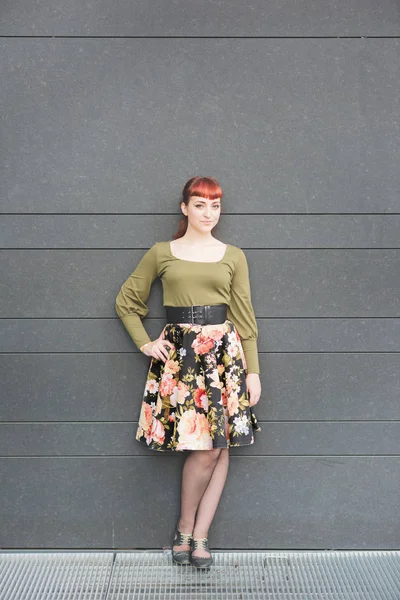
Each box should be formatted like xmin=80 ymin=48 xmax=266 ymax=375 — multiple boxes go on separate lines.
xmin=193 ymin=537 xmax=209 ymax=549
xmin=176 ymin=530 xmax=193 ymax=544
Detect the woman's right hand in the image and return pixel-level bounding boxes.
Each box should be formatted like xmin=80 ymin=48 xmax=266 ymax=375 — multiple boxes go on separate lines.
xmin=140 ymin=337 xmax=175 ymax=362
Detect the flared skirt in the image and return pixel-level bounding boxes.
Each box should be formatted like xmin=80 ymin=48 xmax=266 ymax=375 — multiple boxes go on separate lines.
xmin=135 ymin=319 xmax=261 ymax=451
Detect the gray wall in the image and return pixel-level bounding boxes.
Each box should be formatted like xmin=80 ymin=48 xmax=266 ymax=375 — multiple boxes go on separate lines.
xmin=1 ymin=2 xmax=400 ymax=550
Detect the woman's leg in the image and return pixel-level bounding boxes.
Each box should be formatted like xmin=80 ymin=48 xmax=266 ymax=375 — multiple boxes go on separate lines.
xmin=192 ymin=448 xmax=229 ymax=558
xmin=173 ymin=448 xmax=229 ymax=556
xmin=173 ymin=448 xmax=222 ymax=552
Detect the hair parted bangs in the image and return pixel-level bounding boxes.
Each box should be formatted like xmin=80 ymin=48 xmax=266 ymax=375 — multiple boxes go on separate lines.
xmin=183 ymin=176 xmax=224 ymax=202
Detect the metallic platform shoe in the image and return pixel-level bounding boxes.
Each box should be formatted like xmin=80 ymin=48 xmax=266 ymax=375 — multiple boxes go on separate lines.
xmin=190 ymin=537 xmax=213 ymax=568
xmin=172 ymin=527 xmax=193 ymax=565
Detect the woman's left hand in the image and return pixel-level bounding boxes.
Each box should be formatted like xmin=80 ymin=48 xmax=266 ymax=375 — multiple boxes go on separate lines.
xmin=246 ymin=373 xmax=261 ymax=407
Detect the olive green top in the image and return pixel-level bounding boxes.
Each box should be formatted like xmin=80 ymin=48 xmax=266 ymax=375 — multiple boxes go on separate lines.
xmin=115 ymin=240 xmax=260 ymax=374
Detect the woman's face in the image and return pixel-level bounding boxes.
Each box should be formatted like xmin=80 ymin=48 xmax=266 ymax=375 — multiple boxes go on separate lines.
xmin=182 ymin=195 xmax=222 ymax=231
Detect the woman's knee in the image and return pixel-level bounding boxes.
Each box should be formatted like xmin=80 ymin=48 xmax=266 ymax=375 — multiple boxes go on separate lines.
xmin=208 ymin=448 xmax=229 ymax=466
xmin=192 ymin=448 xmax=223 ymax=464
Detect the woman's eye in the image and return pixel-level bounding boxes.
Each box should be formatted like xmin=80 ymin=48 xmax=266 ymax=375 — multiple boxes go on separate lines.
xmin=195 ymin=204 xmax=220 ymax=209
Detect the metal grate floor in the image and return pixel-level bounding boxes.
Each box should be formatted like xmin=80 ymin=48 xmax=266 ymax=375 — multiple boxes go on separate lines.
xmin=0 ymin=550 xmax=399 ymax=599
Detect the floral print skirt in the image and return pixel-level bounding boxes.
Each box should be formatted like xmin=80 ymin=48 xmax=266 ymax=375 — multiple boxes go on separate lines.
xmin=135 ymin=319 xmax=261 ymax=452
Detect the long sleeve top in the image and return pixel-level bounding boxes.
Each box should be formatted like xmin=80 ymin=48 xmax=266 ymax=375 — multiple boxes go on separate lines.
xmin=115 ymin=241 xmax=260 ymax=374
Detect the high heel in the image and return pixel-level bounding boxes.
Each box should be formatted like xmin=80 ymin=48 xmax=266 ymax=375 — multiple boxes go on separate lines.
xmin=172 ymin=525 xmax=193 ymax=565
xmin=190 ymin=537 xmax=213 ymax=568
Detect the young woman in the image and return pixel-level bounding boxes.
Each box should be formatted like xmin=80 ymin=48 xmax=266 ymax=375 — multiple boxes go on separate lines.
xmin=115 ymin=176 xmax=262 ymax=569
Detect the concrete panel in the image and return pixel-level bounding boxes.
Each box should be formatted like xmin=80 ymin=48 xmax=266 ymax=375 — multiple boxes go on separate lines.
xmin=2 ymin=317 xmax=400 ymax=353
xmin=1 ymin=422 xmax=400 ymax=456
xmin=0 ymin=0 xmax=399 ymax=36
xmin=2 ymin=250 xmax=400 ymax=318
xmin=1 ymin=457 xmax=399 ymax=549
xmin=1 ymin=39 xmax=399 ymax=213
xmin=2 ymin=354 xmax=399 ymax=422
xmin=2 ymin=215 xmax=400 ymax=248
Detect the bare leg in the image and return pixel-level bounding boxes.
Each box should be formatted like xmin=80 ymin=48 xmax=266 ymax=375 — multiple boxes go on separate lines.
xmin=173 ymin=448 xmax=229 ymax=556
xmin=192 ymin=448 xmax=229 ymax=558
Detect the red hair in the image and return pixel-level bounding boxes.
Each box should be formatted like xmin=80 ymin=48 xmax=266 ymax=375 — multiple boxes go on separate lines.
xmin=172 ymin=176 xmax=224 ymax=240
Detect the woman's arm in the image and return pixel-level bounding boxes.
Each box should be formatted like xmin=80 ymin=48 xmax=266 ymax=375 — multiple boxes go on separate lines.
xmin=226 ymin=248 xmax=260 ymax=375
xmin=115 ymin=243 xmax=159 ymax=351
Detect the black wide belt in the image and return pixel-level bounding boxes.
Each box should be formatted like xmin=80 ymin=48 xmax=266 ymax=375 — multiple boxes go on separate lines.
xmin=165 ymin=304 xmax=228 ymax=325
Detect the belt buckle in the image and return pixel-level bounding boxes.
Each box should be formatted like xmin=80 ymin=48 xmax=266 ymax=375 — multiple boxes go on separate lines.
xmin=191 ymin=304 xmax=206 ymax=324
xmin=204 ymin=305 xmax=210 ymax=324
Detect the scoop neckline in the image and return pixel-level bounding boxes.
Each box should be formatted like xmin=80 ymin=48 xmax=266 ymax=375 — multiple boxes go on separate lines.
xmin=168 ymin=241 xmax=229 ymax=264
